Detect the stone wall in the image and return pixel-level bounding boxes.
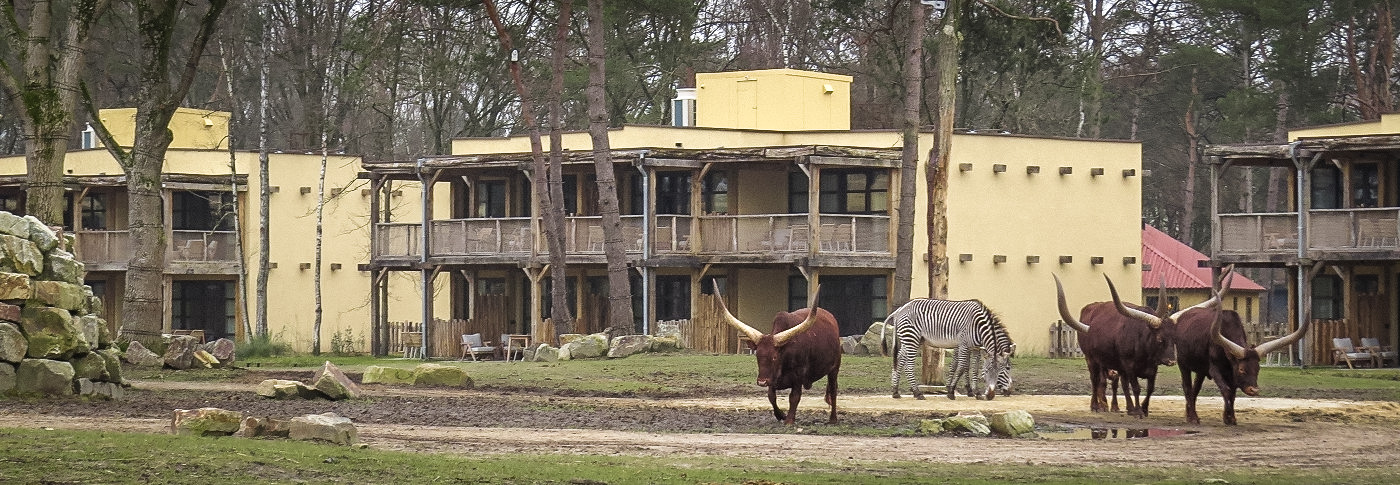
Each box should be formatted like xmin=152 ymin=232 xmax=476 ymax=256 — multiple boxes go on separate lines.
xmin=0 ymin=212 xmax=119 ymax=398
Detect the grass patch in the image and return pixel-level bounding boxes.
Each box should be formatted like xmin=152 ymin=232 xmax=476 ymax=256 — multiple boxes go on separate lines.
xmin=2 ymin=427 xmax=1397 ymax=484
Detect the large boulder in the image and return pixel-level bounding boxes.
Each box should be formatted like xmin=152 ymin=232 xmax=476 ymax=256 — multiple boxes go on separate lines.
xmin=361 ymin=365 xmax=416 ymax=385
xmin=289 ymin=412 xmax=358 ymax=445
xmin=20 ymin=306 xmax=82 ymax=360
xmin=171 ymin=408 xmax=244 ymax=437
xmin=256 ymin=379 xmax=320 ymax=399
xmin=72 ymin=314 xmax=103 ymax=351
xmin=656 ymin=321 xmax=681 ymax=339
xmin=0 ymin=234 xmax=43 ymax=276
xmin=94 ymin=348 xmax=123 ymax=384
xmin=411 ymin=363 xmax=472 ymax=388
xmin=0 ymin=322 xmax=27 ymax=363
xmin=989 ymin=410 xmax=1036 ymax=437
xmin=123 ymin=340 xmax=163 ymax=367
xmin=14 ymin=359 xmax=75 ymax=396
xmin=31 ymin=281 xmax=87 ymax=313
xmin=0 ymin=212 xmax=28 ymax=239
xmin=943 ymin=412 xmax=991 ymax=437
xmin=0 ymin=272 xmax=33 ymax=303
xmin=560 ymin=333 xmax=608 ymax=360
xmin=650 ymin=336 xmax=681 ymax=352
xmin=530 ymin=344 xmax=559 ymax=362
xmin=238 ymin=416 xmax=291 ymax=438
xmin=0 ymin=362 xmax=14 ymax=393
xmin=841 ymin=336 xmax=866 ymax=355
xmin=71 ymin=352 xmax=107 ymax=381
xmin=313 ymin=361 xmax=362 ymax=400
xmin=204 ymin=338 xmax=236 ymax=364
xmin=75 ymin=378 xmax=123 ymax=400
xmin=193 ymin=350 xmax=219 ymax=368
xmin=21 ymin=216 xmax=59 ymax=253
xmin=0 ymin=301 xmax=19 ymax=322
xmin=607 ymin=335 xmax=653 ymax=358
xmin=859 ymin=322 xmax=894 ymax=356
xmin=40 ymin=249 xmax=84 ymax=284
xmin=163 ymin=335 xmax=200 ymax=370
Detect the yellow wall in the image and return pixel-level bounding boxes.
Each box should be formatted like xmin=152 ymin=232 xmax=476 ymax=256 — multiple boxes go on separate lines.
xmin=96 ymin=108 xmax=231 ymax=150
xmin=735 ymin=267 xmax=791 ymax=333
xmin=694 ymin=69 xmax=852 ymax=131
xmin=1288 ymin=113 xmax=1400 ymax=139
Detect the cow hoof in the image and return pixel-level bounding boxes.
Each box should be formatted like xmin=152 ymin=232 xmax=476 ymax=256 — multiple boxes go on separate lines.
xmin=913 ymin=394 xmax=926 ymax=400
xmin=892 ymin=393 xmax=901 ymax=399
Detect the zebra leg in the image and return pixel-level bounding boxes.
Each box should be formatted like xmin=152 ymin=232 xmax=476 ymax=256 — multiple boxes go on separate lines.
xmin=981 ymin=351 xmax=996 ymax=401
xmin=890 ymin=339 xmax=903 ymax=398
xmin=908 ymin=344 xmax=925 ymax=400
xmin=946 ymin=349 xmax=964 ymax=401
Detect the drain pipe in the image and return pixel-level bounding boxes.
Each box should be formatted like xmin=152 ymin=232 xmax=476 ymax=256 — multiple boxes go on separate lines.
xmin=417 ymin=157 xmax=430 ymax=359
xmin=1287 ymin=141 xmax=1307 ymax=366
xmin=636 ymin=151 xmax=651 ymax=334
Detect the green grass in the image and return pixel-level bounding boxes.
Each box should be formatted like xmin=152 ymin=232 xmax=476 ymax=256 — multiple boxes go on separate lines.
xmin=3 ymin=427 xmax=1397 ymax=484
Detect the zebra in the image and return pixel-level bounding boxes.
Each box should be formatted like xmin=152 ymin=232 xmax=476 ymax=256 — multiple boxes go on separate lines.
xmin=951 ymin=331 xmax=1016 ymax=398
xmin=887 ymin=298 xmax=1016 ymax=400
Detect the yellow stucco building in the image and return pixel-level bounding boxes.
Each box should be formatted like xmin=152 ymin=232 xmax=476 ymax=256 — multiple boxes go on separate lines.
xmin=0 ymin=108 xmax=434 ymax=351
xmin=365 ymin=68 xmax=1143 ymax=357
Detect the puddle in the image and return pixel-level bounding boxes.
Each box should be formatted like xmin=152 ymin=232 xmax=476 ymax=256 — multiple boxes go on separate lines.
xmin=1038 ymin=427 xmax=1197 ymax=440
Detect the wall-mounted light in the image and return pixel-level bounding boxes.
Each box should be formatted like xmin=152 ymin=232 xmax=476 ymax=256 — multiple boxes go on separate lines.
xmin=1026 ymin=255 xmax=1040 ymax=264
xmin=269 ymin=186 xmax=280 ymax=193
xmin=1059 ymin=167 xmax=1073 ymax=175
xmin=391 ymin=190 xmax=404 ymax=197
xmin=1059 ymin=255 xmax=1073 ymax=264
xmin=300 ymin=186 xmax=312 ymax=194
xmin=1026 ymin=165 xmax=1041 ymax=174
xmin=361 ymin=188 xmax=371 ymax=196
xmin=992 ymin=164 xmax=1007 ymax=173
xmin=299 ymin=262 xmax=311 ymax=270
xmin=269 ymin=262 xmax=278 ymax=269
xmin=958 ymin=163 xmax=973 ymax=172
xmin=1123 ymin=256 xmax=1137 ymax=265
xmin=959 ymin=253 xmax=973 ymax=262
xmin=1090 ymin=168 xmax=1105 ymax=176
xmin=823 ymin=83 xmax=835 ymax=94
xmin=329 ymin=187 xmax=343 ymax=197
xmin=330 ymin=263 xmax=342 ymax=271
xmin=203 ymin=117 xmax=214 ymax=127
xmin=1090 ymin=256 xmax=1104 ymax=265
xmin=992 ymin=255 xmax=1007 ymax=263
xmin=1122 ymin=169 xmax=1137 ymax=177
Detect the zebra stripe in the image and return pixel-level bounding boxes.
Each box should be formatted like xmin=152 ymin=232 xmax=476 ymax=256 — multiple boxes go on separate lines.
xmin=887 ymin=298 xmax=1015 ymax=399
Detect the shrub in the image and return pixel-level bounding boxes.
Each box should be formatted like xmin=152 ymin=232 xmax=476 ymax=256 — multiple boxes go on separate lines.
xmin=237 ymin=333 xmax=292 ymax=358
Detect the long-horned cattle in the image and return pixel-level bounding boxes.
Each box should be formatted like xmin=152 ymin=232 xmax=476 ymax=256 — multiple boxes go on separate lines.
xmin=1054 ymin=274 xmax=1218 ymax=417
xmin=1163 ymin=275 xmax=1309 ymax=425
xmin=715 ymin=282 xmax=841 ymax=425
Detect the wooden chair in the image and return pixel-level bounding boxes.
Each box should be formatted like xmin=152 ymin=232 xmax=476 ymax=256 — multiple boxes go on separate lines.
xmin=460 ymin=333 xmax=497 ymax=361
xmin=1361 ymin=338 xmax=1398 ymax=367
xmin=1332 ymin=338 xmax=1376 ymax=369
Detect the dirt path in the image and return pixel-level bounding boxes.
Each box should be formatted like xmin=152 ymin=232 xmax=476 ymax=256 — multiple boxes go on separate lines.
xmin=5 ymin=379 xmax=1400 ymax=468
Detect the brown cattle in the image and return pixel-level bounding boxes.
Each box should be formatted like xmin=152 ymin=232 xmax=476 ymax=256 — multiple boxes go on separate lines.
xmin=1172 ymin=297 xmax=1308 ymax=425
xmin=715 ymin=283 xmax=841 ymax=425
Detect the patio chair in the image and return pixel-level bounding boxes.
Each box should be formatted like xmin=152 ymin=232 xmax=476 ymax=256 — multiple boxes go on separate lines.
xmin=1361 ymin=337 xmax=1398 ymax=368
xmin=460 ymin=333 xmax=497 ymax=361
xmin=1332 ymin=338 xmax=1376 ymax=369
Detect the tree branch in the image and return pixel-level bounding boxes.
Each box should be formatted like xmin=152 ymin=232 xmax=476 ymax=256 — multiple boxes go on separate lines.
xmin=974 ymin=0 xmax=1062 ymax=37
xmin=79 ymin=81 xmax=130 ymax=168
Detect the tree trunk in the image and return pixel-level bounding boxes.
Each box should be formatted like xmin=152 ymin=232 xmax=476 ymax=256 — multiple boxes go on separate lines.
xmin=256 ymin=0 xmax=272 ymax=337
xmin=546 ymin=0 xmax=574 ymax=336
xmin=893 ymin=0 xmax=925 ymax=307
xmin=1181 ymin=67 xmax=1200 ymax=245
xmin=925 ymin=0 xmax=962 ymax=300
xmin=587 ymin=0 xmax=636 ymax=336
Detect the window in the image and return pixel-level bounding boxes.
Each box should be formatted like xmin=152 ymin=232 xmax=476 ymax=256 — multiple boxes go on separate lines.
xmin=172 ymin=191 xmax=234 ymax=231
xmin=655 ymin=172 xmax=691 ymax=215
xmin=1144 ymin=295 xmax=1181 ymax=314
xmin=788 ymin=171 xmax=809 ymax=213
xmin=1353 ymin=163 xmax=1380 ymax=208
xmin=1311 ymin=166 xmax=1343 ymax=209
xmin=478 ymin=278 xmax=506 ymax=295
xmin=1312 ymin=275 xmax=1343 ymax=320
xmin=476 ymin=180 xmax=507 ymax=218
xmin=703 ymin=172 xmax=728 ymax=214
xmin=0 ymin=192 xmax=19 ymax=214
xmin=62 ymin=193 xmax=107 ymax=230
xmin=171 ymin=280 xmax=235 ymax=341
xmin=655 ymin=275 xmax=690 ymax=320
xmin=541 ymin=277 xmax=578 ymax=319
xmin=562 ymin=174 xmax=579 ymax=215
xmin=793 ymin=169 xmax=890 ymax=214
xmin=81 ymin=123 xmax=95 ymax=149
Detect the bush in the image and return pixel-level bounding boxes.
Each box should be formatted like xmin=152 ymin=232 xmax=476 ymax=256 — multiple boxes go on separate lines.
xmin=329 ymin=328 xmax=364 ymax=356
xmin=237 ymin=333 xmax=292 ymax=358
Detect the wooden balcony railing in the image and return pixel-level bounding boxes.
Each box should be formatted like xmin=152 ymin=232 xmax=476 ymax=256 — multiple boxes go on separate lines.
xmin=1217 ymin=208 xmax=1400 ymax=255
xmin=75 ymin=230 xmax=131 ymax=265
xmin=170 ymin=230 xmax=240 ymax=262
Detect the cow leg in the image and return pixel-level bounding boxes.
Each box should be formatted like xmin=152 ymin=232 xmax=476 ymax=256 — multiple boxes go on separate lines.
xmin=825 ymin=371 xmax=839 ymax=424
xmin=768 ymin=386 xmax=785 ymax=422
xmin=1087 ymin=362 xmax=1106 ymax=412
xmin=1183 ymin=371 xmax=1205 ymax=425
xmin=1108 ymin=370 xmax=1119 ymax=412
xmin=785 ymin=386 xmax=802 ymax=425
xmin=1141 ymin=373 xmax=1156 ymax=417
xmin=1219 ymin=385 xmax=1238 ymax=426
xmin=1124 ymin=372 xmax=1143 ymax=418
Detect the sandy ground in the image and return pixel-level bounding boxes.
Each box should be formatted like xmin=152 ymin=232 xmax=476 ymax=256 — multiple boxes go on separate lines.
xmin=5 ymin=379 xmax=1400 ymax=468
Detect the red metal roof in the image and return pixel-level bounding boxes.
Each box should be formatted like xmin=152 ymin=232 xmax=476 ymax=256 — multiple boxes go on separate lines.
xmin=1142 ymin=224 xmax=1265 ymax=291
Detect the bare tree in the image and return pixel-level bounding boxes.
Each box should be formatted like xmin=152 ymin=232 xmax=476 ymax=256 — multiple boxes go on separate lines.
xmin=545 ymin=0 xmax=574 ymax=336
xmin=0 ymin=0 xmax=110 ymax=224
xmin=926 ymin=0 xmax=962 ymax=299
xmin=893 ymin=0 xmax=926 ymax=307
xmin=586 ymin=0 xmax=636 ymax=336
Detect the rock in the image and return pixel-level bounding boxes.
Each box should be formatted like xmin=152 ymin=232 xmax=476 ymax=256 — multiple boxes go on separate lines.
xmin=204 ymin=338 xmax=236 ymax=364
xmin=943 ymin=412 xmax=991 ymax=437
xmin=860 ymin=322 xmax=894 ymax=356
xmin=0 ymin=322 xmax=27 ymax=363
xmin=238 ymin=416 xmax=291 ymax=438
xmin=73 ymin=314 xmax=102 ymax=350
xmin=20 ymin=306 xmax=82 ymax=360
xmin=31 ymin=281 xmax=87 ymax=312
xmin=94 ymin=348 xmax=123 ymax=384
xmin=411 ymin=363 xmax=471 ymax=388
xmin=171 ymin=407 xmax=244 ymax=436
xmin=14 ymin=359 xmax=75 ymax=396
xmin=193 ymin=349 xmax=218 ymax=368
xmin=0 ymin=301 xmax=19 ymax=322
xmin=0 ymin=235 xmax=43 ymax=276
xmin=71 ymin=352 xmax=107 ymax=380
xmin=0 ymin=272 xmax=33 ymax=300
xmin=163 ymin=335 xmax=200 ymax=370
xmin=656 ymin=321 xmax=681 ymax=339
xmin=75 ymin=378 xmax=120 ymax=400
xmin=289 ymin=412 xmax=358 ymax=445
xmin=841 ymin=336 xmax=866 ymax=355
xmin=650 ymin=336 xmax=681 ymax=352
xmin=123 ymin=340 xmax=163 ymax=367
xmin=560 ymin=333 xmax=608 ymax=360
xmin=96 ymin=317 xmax=112 ymax=348
xmin=313 ymin=361 xmax=362 ymax=399
xmin=361 ymin=365 xmax=415 ymax=385
xmin=22 ymin=216 xmax=59 ymax=253
xmin=0 ymin=212 xmax=27 ymax=239
xmin=607 ymin=335 xmax=652 ymax=358
xmin=0 ymin=362 xmax=14 ymax=393
xmin=531 ymin=344 xmax=559 ymax=362
xmin=256 ymin=379 xmax=320 ymax=399
xmin=918 ymin=419 xmax=946 ymax=435
xmin=40 ymin=249 xmax=84 ymax=284
xmin=989 ymin=410 xmax=1036 ymax=437
xmin=558 ymin=334 xmax=585 ymax=345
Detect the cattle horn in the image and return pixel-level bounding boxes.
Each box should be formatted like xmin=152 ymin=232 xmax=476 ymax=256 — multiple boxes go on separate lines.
xmin=1168 ymin=265 xmax=1236 ymax=321
xmin=1253 ymin=312 xmax=1310 ymax=358
xmin=713 ymin=280 xmax=764 ymax=344
xmin=1053 ymin=274 xmax=1090 ymax=333
xmin=773 ymin=284 xmax=822 ymax=346
xmin=1210 ymin=303 xmax=1249 ymax=360
xmin=1106 ymin=274 xmax=1163 ymax=328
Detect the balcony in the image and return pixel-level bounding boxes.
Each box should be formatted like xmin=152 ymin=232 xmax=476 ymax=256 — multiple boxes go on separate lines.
xmin=370 ymin=213 xmax=893 ymax=264
xmin=76 ymin=230 xmax=131 ymax=270
xmin=1216 ymin=208 xmax=1400 ymax=262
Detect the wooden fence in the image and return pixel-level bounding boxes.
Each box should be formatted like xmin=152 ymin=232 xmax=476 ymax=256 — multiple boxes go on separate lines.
xmin=1306 ymin=319 xmax=1356 ymax=366
xmin=677 ymin=293 xmax=741 ymax=354
xmin=1047 ymin=321 xmax=1082 ymax=358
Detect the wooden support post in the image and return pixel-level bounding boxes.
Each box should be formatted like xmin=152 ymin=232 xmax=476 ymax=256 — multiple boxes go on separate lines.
xmin=920 ymin=345 xmax=946 ymax=387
